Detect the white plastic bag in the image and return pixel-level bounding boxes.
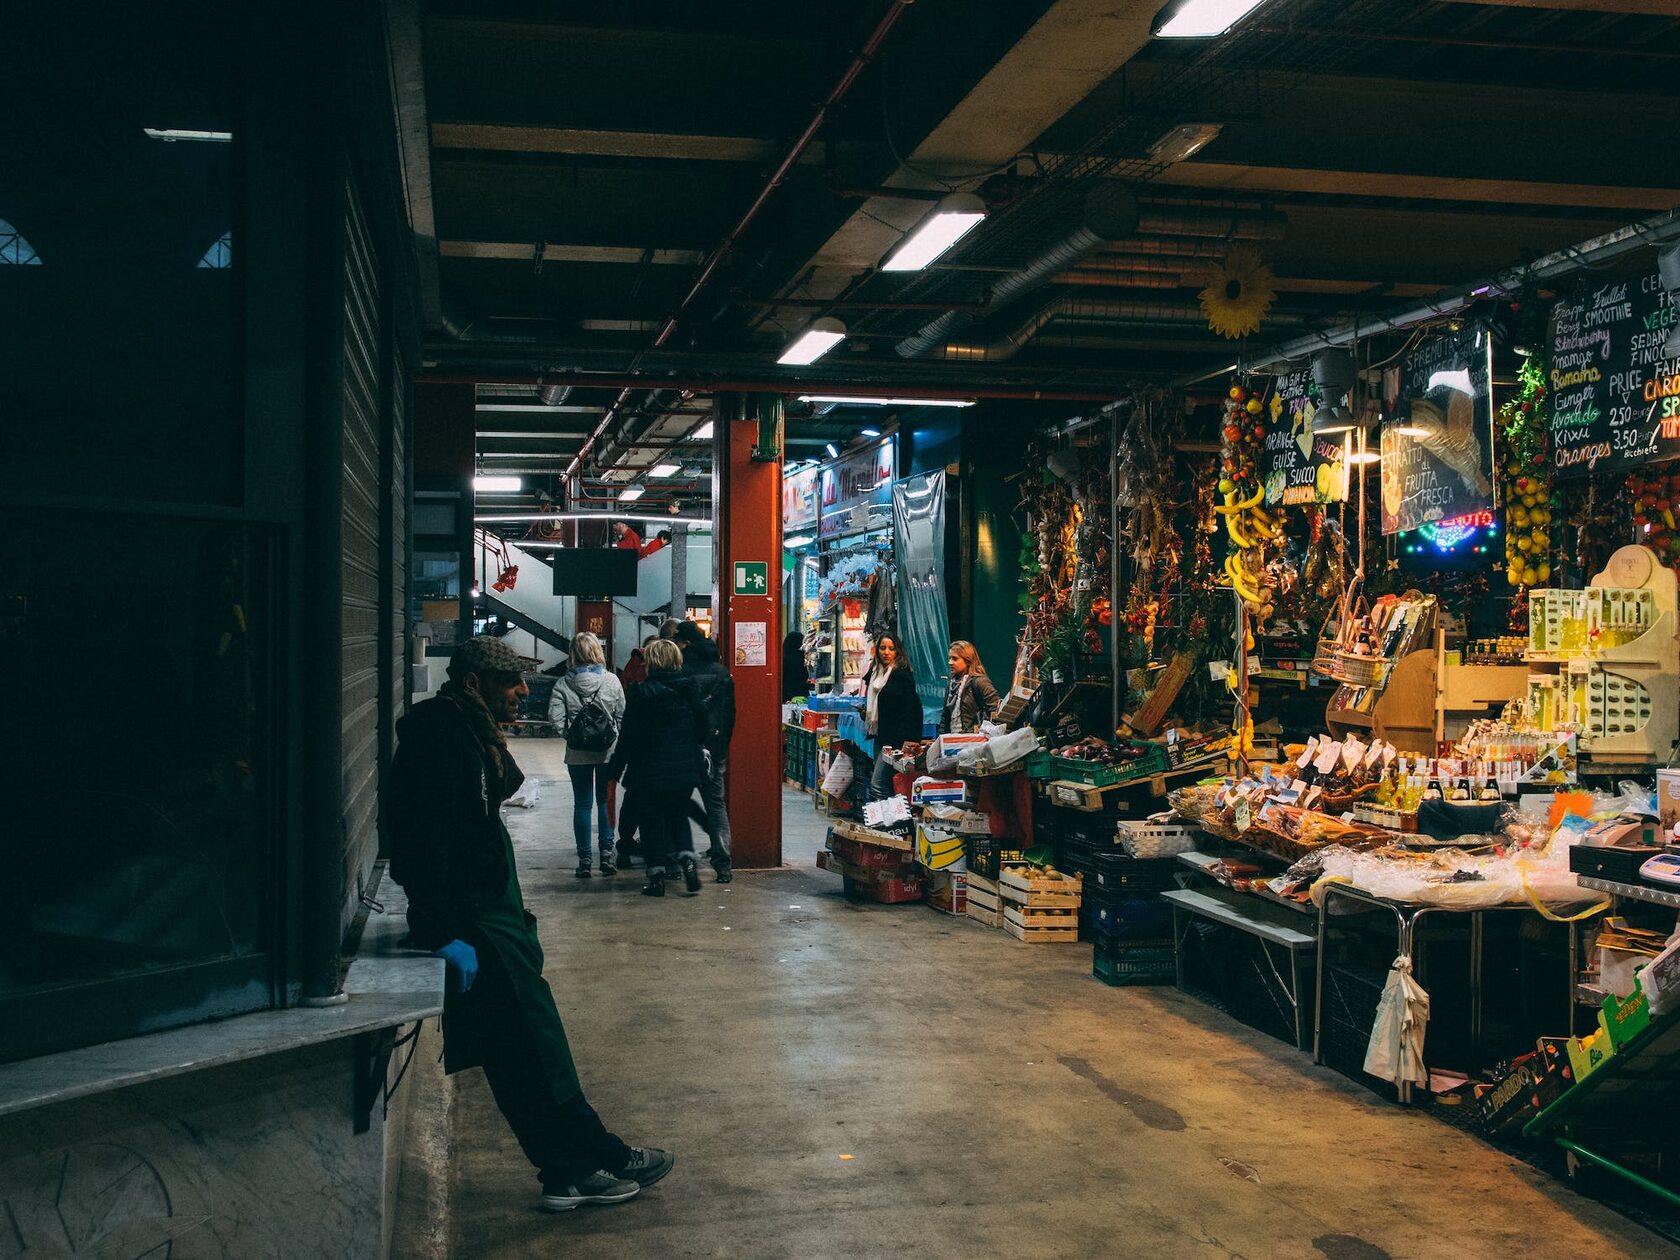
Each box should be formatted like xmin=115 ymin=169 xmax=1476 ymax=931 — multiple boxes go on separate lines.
xmin=505 ymin=778 xmax=542 ymax=809
xmin=1364 ymin=955 xmax=1430 ymax=1087
xmin=821 ymin=751 xmax=854 ymax=796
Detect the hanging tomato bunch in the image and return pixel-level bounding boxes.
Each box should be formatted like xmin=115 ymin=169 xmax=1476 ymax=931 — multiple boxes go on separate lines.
xmin=1499 ymin=355 xmax=1554 ymax=589
xmin=1629 ymin=468 xmax=1680 ymax=572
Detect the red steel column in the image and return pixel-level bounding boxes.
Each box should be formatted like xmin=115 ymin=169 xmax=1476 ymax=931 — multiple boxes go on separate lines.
xmin=712 ymin=393 xmax=782 ymax=868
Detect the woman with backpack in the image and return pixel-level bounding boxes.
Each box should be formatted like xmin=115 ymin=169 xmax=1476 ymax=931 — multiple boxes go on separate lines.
xmin=549 ymin=632 xmax=626 ymax=878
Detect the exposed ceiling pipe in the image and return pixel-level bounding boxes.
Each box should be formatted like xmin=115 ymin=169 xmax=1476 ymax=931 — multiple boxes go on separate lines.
xmin=418 ymin=371 xmax=1122 ymax=402
xmin=539 ymin=384 xmax=573 ymax=406
xmin=1236 ymin=208 xmax=1680 ymax=373
xmin=596 ymin=388 xmax=687 ymax=468
xmin=566 ymin=0 xmax=915 ymax=480
xmin=929 ymin=295 xmax=1307 ymax=363
xmin=895 ymin=183 xmax=1141 ymax=359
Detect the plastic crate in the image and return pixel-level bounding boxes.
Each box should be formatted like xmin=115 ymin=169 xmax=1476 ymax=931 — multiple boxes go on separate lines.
xmin=1092 ymin=939 xmax=1175 ymax=987
xmin=1025 ymin=743 xmax=1168 ymax=786
xmin=1090 ymin=852 xmax=1178 ymax=894
xmin=1088 ymin=890 xmax=1172 ymax=941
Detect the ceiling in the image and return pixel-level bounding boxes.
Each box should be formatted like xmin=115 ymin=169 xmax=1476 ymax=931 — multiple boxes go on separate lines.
xmin=400 ymin=0 xmax=1680 ymax=515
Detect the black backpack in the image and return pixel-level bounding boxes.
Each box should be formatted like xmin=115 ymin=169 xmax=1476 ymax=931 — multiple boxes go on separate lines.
xmin=566 ymin=693 xmax=617 ymax=752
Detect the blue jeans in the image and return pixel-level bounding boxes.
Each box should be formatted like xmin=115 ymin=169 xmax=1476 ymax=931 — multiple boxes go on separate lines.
xmin=566 ymin=763 xmax=614 ymax=860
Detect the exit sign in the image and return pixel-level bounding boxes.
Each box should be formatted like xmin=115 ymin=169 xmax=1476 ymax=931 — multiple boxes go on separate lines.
xmin=732 ymin=561 xmax=769 ymax=595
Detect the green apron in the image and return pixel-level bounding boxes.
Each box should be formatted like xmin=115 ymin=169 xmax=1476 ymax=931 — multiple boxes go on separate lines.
xmin=442 ymin=817 xmax=582 ymax=1104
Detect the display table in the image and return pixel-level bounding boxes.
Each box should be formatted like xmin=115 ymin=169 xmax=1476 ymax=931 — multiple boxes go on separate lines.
xmin=1162 ymin=887 xmax=1318 ymax=1049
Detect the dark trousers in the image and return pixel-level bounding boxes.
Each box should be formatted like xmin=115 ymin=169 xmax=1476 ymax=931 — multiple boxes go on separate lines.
xmin=481 ymin=1051 xmax=632 ymax=1190
xmin=639 ymin=787 xmax=695 ymax=877
xmin=470 ymin=947 xmax=631 ymax=1196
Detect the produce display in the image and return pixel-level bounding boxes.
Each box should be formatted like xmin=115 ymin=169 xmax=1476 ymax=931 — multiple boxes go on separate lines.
xmin=1043 ymin=735 xmax=1156 ymax=766
xmin=1217 ymin=383 xmax=1279 ymax=625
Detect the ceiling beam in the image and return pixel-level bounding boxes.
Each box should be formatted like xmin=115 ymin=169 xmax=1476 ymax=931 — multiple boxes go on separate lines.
xmin=441 ymin=241 xmax=704 ymax=266
xmin=431 ymin=122 xmax=817 ymax=165
xmin=1160 ymin=160 xmax=1680 ymax=212
xmin=1444 ymin=0 xmax=1680 ymax=12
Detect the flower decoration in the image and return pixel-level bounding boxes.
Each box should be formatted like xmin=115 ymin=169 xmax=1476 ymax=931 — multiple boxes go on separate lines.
xmin=1199 ymin=245 xmax=1277 ymax=340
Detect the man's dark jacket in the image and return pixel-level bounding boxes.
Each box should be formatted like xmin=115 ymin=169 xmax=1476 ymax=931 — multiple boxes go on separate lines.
xmin=608 ymin=668 xmax=710 ymax=794
xmin=386 ymin=696 xmax=515 ymax=950
xmin=681 ymin=635 xmax=736 ymax=758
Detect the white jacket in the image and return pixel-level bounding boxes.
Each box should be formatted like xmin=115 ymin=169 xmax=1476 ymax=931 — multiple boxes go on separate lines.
xmin=548 ymin=666 xmax=626 ymax=765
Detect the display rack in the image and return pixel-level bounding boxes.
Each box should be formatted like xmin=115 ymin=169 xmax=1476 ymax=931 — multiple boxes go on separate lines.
xmin=1323 ymin=596 xmax=1438 ymax=750
xmin=1524 ymin=546 xmax=1680 ymax=769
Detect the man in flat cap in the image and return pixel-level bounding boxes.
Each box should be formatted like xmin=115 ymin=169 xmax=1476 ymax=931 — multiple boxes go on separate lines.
xmin=387 ymin=635 xmax=672 ymax=1212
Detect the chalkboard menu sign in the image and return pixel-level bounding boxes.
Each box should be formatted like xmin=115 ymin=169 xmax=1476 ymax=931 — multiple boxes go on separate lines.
xmin=1379 ymin=322 xmax=1496 ymax=535
xmin=1548 ymin=267 xmax=1680 ymax=478
xmin=1260 ymin=367 xmax=1348 ymax=506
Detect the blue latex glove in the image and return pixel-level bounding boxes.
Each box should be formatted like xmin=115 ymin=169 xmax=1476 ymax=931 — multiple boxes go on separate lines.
xmin=435 ymin=939 xmax=478 ymax=993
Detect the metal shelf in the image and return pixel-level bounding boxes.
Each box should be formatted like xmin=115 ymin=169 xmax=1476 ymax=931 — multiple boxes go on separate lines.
xmin=1577 ymin=874 xmax=1680 ymax=910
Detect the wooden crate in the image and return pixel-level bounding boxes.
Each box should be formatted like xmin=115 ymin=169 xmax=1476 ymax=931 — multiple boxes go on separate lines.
xmin=966 ymin=899 xmax=1003 ymax=929
xmin=965 ymin=881 xmax=1001 ymax=913
xmin=999 ymin=868 xmax=1082 ymax=911
xmin=831 ymin=820 xmax=913 ymax=851
xmin=1004 ymin=903 xmax=1078 ymax=932
xmin=1002 ymin=915 xmax=1080 ymax=943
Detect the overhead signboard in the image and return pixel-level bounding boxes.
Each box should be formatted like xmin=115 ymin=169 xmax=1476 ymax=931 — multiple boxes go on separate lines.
xmin=782 ymin=465 xmax=820 ymax=532
xmin=1379 ymin=322 xmax=1497 ymax=535
xmin=817 ymin=438 xmax=896 ymax=539
xmin=1548 ymin=266 xmax=1680 ymax=478
xmin=1261 ymin=366 xmax=1349 ymax=506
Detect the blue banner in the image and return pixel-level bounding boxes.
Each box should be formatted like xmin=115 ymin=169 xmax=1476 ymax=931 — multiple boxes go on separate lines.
xmin=893 ymin=470 xmax=949 ymax=722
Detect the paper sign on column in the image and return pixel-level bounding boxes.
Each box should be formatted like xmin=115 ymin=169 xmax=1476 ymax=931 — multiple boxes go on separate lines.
xmin=734 ymin=621 xmax=767 ymax=667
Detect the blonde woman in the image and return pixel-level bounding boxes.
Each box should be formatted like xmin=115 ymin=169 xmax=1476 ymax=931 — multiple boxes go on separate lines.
xmin=549 ymin=632 xmax=626 ymax=877
xmin=939 ymin=640 xmax=1000 ymax=734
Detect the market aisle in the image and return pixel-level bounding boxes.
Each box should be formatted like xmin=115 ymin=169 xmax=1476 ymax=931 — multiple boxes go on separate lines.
xmin=438 ymin=742 xmax=1670 ymax=1259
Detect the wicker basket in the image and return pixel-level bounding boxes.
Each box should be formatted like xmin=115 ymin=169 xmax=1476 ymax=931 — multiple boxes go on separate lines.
xmin=1116 ymin=817 xmax=1197 ymax=860
xmin=1327 ymin=650 xmax=1387 ymax=687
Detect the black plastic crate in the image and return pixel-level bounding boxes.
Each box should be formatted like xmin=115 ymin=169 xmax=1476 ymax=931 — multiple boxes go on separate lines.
xmin=1177 ymin=918 xmax=1302 ymax=1048
xmin=1088 ymin=889 xmax=1172 ymax=941
xmin=1093 ymin=939 xmax=1174 ymax=987
xmin=1318 ymin=963 xmax=1399 ymax=1100
xmin=1090 ymin=852 xmax=1178 ymax=894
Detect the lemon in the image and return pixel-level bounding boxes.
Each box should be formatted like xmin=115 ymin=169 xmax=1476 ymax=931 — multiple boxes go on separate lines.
xmin=1507 ymin=564 xmax=1523 ymax=585
xmin=1513 ymin=508 xmax=1530 ymax=527
xmin=1537 ymin=562 xmax=1552 ymax=582
xmin=1517 ymin=536 xmax=1533 ymax=553
xmin=1522 ymin=565 xmax=1539 ymax=584
xmin=1533 ymin=529 xmax=1549 ymax=547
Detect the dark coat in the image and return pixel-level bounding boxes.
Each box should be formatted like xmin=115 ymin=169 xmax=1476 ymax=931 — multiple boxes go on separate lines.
xmin=385 ymin=696 xmax=521 ymax=951
xmin=681 ymin=635 xmax=736 ymax=757
xmin=939 ymin=669 xmax=1002 ymax=734
xmin=609 ymin=667 xmax=710 ymax=794
xmin=870 ymin=665 xmax=924 ymax=750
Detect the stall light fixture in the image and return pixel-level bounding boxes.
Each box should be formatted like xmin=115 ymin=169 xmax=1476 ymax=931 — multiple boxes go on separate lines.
xmin=692 ymin=420 xmax=715 ymax=440
xmin=1392 ymin=424 xmax=1435 ymax=438
xmin=881 ymin=193 xmax=987 ymax=272
xmin=1346 ymin=450 xmax=1381 ymax=465
xmin=144 ymin=127 xmax=233 ymax=142
xmin=797 ymin=394 xmax=974 ymax=408
xmin=1152 ymin=0 xmax=1270 ymax=38
xmin=1146 ymin=122 xmax=1223 ymax=166
xmin=825 ymin=442 xmax=840 ymax=459
xmin=784 ymin=534 xmax=815 ymax=549
xmin=649 ymin=463 xmax=681 ymax=477
xmin=778 ymin=317 xmax=847 ymax=365
xmin=618 ymin=486 xmax=646 ymax=501
xmin=860 ymin=427 xmax=882 ymax=438
xmin=473 ymin=475 xmax=523 ymax=492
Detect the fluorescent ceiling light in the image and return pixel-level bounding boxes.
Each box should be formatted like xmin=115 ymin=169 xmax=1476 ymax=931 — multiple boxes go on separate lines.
xmin=693 ymin=421 xmax=715 ymax=440
xmin=797 ymin=394 xmax=974 ymax=408
xmin=860 ymin=427 xmax=881 ymax=438
xmin=650 ymin=463 xmax=681 ymax=477
xmin=144 ymin=127 xmax=233 ymax=142
xmin=778 ymin=317 xmax=847 ymax=366
xmin=1153 ymin=0 xmax=1270 ymax=38
xmin=473 ymin=475 xmax=522 ymax=492
xmin=476 ymin=512 xmax=711 ymax=527
xmin=825 ymin=442 xmax=840 ymax=459
xmin=1147 ymin=122 xmax=1223 ymax=165
xmin=784 ymin=534 xmax=815 ymax=549
xmin=881 ymin=193 xmax=986 ymax=272
xmin=618 ymin=486 xmax=646 ymax=501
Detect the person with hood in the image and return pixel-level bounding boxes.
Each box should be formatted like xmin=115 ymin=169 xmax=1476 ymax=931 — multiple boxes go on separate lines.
xmin=386 ymin=635 xmax=672 ymax=1212
xmin=674 ymin=620 xmax=736 ymax=883
xmin=548 ymin=631 xmax=626 ymax=878
xmin=862 ymin=632 xmax=922 ymax=800
xmin=938 ymin=640 xmax=1001 ymax=735
xmin=608 ymin=638 xmax=710 ymax=897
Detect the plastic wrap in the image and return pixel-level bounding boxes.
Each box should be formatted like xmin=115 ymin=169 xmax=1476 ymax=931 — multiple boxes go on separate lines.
xmin=1310 ymin=824 xmax=1601 ymax=910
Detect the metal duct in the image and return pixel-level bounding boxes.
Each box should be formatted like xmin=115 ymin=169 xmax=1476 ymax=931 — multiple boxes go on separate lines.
xmin=895 ymin=183 xmax=1141 ymax=359
xmin=931 ymin=295 xmax=1305 ymax=363
xmin=596 ymin=389 xmax=685 ymax=467
xmin=540 ymin=384 xmax=573 ymax=406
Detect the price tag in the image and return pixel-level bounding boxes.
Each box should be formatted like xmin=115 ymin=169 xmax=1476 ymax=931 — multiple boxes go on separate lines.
xmin=1233 ymin=796 xmax=1252 ymax=833
xmin=1052 ymin=783 xmax=1083 ymax=807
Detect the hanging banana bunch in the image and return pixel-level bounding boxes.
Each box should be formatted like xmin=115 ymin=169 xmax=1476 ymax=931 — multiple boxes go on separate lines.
xmin=1216 ymin=382 xmax=1277 ymax=625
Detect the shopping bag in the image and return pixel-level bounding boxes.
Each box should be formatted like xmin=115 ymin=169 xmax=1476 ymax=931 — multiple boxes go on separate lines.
xmin=1363 ymin=954 xmax=1430 ymax=1086
xmin=504 ymin=778 xmax=542 ymax=809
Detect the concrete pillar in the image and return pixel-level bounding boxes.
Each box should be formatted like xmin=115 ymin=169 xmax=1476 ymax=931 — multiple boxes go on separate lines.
xmin=669 ymin=522 xmax=688 ymax=620
xmin=712 ymin=393 xmax=782 ymax=868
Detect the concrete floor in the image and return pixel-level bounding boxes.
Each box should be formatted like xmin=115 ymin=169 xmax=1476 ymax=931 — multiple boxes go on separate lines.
xmin=442 ymin=740 xmax=1671 ymax=1259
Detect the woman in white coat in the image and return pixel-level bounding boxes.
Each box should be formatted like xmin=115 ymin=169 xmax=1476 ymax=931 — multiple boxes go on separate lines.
xmin=548 ymin=632 xmax=626 ymax=877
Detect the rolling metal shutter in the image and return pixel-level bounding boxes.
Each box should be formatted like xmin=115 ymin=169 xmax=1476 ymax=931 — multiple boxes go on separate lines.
xmin=387 ymin=341 xmax=410 ymax=747
xmin=340 ymin=175 xmax=382 ymax=921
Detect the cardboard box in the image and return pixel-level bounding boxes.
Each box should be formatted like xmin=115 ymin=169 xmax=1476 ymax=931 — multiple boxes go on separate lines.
xmin=925 ymin=870 xmax=969 ymax=915
xmin=1659 ymin=768 xmax=1680 ymax=834
xmin=910 ymin=777 xmax=970 ymax=805
xmin=915 ymin=823 xmax=967 ymax=872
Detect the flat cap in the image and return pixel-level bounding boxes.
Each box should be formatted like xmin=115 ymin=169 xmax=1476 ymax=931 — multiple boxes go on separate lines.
xmin=450 ymin=635 xmax=540 ymax=677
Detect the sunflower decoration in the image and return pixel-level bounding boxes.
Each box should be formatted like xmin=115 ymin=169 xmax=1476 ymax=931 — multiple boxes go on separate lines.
xmin=1199 ymin=244 xmax=1277 ymax=340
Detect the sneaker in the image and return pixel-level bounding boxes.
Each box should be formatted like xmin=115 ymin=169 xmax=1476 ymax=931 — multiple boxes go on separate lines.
xmin=714 ymin=862 xmax=733 ymax=884
xmin=599 ymin=853 xmax=617 ymax=877
xmin=575 ymin=861 xmax=592 ymax=879
xmin=540 ymin=1170 xmax=640 ymax=1212
xmin=619 ymin=1147 xmax=674 ymax=1188
xmin=642 ymin=873 xmax=665 ymax=897
xmin=679 ymin=856 xmax=701 ymax=895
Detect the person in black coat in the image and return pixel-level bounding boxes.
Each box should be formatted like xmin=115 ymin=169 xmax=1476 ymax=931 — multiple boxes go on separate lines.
xmin=607 ymin=638 xmax=711 ymax=897
xmin=938 ymin=640 xmax=1002 ymax=734
xmin=674 ymin=620 xmax=737 ymax=882
xmin=862 ymin=632 xmax=922 ymax=801
xmin=782 ymin=629 xmax=807 ymax=702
